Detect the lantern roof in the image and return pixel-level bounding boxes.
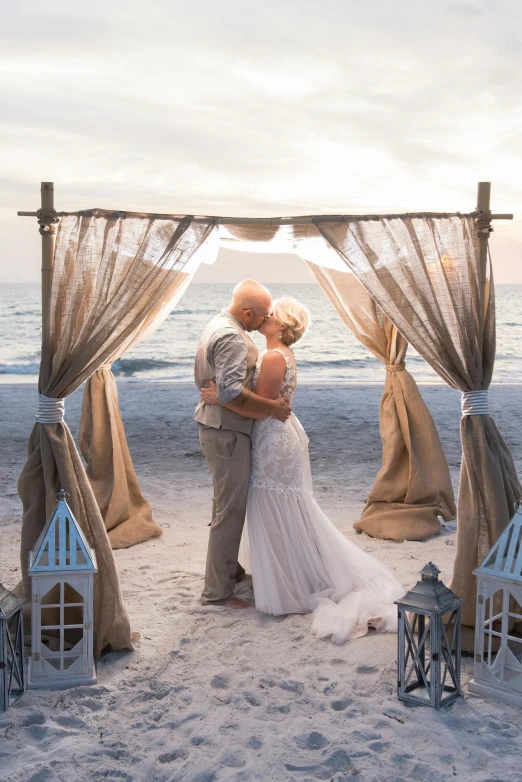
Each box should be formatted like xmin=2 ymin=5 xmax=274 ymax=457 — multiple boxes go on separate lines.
xmin=395 ymin=561 xmax=463 ymax=613
xmin=474 ymin=501 xmax=522 ymax=582
xmin=0 ymin=584 xmax=25 ymax=619
xmin=29 ymin=491 xmax=97 ymax=573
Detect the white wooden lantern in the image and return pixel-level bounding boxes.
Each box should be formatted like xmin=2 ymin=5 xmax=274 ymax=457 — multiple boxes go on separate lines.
xmin=468 ymin=500 xmax=522 ymax=707
xmin=28 ymin=490 xmax=98 ymax=688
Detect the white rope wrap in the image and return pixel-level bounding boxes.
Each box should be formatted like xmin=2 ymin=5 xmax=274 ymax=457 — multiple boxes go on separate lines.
xmin=461 ymin=390 xmax=489 ymax=416
xmin=35 ymin=394 xmax=65 ymax=423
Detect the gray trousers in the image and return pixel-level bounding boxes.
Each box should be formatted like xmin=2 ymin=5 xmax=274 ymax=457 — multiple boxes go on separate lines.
xmin=199 ymin=427 xmax=251 ymax=604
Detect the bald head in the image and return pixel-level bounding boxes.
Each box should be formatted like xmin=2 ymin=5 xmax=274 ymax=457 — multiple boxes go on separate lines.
xmin=228 ymin=279 xmax=272 ymax=332
xmin=230 ymin=280 xmax=271 ymax=311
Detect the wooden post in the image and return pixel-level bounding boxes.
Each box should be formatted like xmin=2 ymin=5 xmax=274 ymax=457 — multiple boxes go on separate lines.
xmin=476 ymin=181 xmax=491 ymax=327
xmin=40 ymin=182 xmax=56 ymax=337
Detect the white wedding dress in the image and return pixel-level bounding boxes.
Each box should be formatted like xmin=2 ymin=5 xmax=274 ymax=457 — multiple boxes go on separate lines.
xmin=242 ymin=348 xmax=404 ymax=644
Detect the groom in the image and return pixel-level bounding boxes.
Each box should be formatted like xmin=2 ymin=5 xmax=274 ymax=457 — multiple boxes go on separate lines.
xmin=194 ymin=280 xmax=292 ymax=609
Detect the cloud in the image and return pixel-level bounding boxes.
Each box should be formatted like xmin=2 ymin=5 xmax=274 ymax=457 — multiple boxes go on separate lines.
xmin=1 ymin=0 xmax=521 ymax=282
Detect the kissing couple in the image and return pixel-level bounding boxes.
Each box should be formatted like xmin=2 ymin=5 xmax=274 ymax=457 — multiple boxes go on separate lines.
xmin=194 ymin=280 xmax=403 ymax=644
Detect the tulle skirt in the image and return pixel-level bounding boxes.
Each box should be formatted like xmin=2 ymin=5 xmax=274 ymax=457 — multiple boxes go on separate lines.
xmin=243 ymin=484 xmax=404 ymax=644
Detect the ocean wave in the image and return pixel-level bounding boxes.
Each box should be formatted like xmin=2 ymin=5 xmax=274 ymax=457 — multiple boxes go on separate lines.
xmin=112 ymin=358 xmax=188 ymax=375
xmin=169 ymin=309 xmax=218 ymax=317
xmin=299 ymin=358 xmax=380 ymax=369
xmin=0 ymin=362 xmax=40 ymax=374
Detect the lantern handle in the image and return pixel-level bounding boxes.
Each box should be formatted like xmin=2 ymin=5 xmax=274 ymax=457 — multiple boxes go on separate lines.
xmin=56 ymin=489 xmax=70 ymax=503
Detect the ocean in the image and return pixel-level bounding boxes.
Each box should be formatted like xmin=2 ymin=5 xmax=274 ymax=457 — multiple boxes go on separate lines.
xmin=1 ymin=283 xmax=520 ymax=385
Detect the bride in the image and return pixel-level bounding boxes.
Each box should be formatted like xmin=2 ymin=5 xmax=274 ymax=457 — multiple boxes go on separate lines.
xmin=200 ymin=297 xmax=404 ymax=643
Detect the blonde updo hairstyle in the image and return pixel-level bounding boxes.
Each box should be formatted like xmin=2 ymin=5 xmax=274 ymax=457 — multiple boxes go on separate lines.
xmin=272 ymin=297 xmax=311 ymax=347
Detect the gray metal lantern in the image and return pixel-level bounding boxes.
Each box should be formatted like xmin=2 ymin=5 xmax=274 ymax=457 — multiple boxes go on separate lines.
xmin=0 ymin=585 xmax=26 ymax=711
xmin=395 ymin=562 xmax=463 ymax=709
xmin=28 ymin=490 xmax=97 ymax=688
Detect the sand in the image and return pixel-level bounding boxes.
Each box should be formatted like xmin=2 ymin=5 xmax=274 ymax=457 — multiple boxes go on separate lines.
xmin=1 ymin=381 xmax=522 ymax=782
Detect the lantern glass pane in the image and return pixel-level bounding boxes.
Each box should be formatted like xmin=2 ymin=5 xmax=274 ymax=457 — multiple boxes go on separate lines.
xmin=483 ymin=589 xmax=503 ymax=667
xmin=74 ymin=541 xmax=87 ymax=566
xmin=63 ymin=584 xmax=83 ymax=605
xmin=63 ymin=605 xmax=83 ymax=626
xmin=63 ymin=654 xmax=82 ymax=671
xmin=505 ymin=638 xmax=522 ymax=681
xmin=41 ymin=607 xmax=60 ymax=628
xmin=6 ymin=613 xmax=24 ymax=703
xmin=55 ymin=522 xmax=61 ymax=566
xmin=440 ymin=610 xmax=459 ymax=693
xmin=46 ymin=657 xmax=62 ymax=671
xmin=64 ymin=628 xmax=83 ymax=649
xmin=402 ymin=612 xmax=433 ymax=701
xmin=41 ymin=584 xmax=60 ymax=605
xmin=508 ymin=593 xmax=522 ymax=622
xmin=64 ymin=520 xmax=71 ymax=565
xmin=63 ymin=626 xmax=84 ymax=670
xmin=37 ymin=542 xmax=50 ymax=568
xmin=41 ymin=632 xmax=60 ymax=652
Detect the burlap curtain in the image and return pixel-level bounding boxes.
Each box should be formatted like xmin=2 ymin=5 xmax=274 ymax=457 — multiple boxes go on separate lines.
xmin=316 ymin=215 xmax=521 ymax=639
xmin=18 ymin=212 xmax=215 ymax=657
xmin=79 ymin=230 xmax=220 ymax=549
xmin=305 ymin=261 xmax=455 ymax=541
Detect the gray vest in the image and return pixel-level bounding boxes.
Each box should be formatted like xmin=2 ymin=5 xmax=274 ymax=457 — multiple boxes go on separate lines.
xmin=194 ymin=312 xmax=258 ymax=434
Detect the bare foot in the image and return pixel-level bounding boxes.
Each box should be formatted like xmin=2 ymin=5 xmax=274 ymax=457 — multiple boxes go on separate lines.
xmin=223 ymin=597 xmax=252 ymax=609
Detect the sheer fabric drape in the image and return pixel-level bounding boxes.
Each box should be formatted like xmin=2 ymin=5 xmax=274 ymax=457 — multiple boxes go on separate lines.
xmin=316 ymin=215 xmax=521 ymax=639
xmin=305 ymin=261 xmax=455 ymax=541
xmin=222 ymin=222 xmax=455 ymax=542
xmin=18 ymin=213 xmax=215 ymax=657
xmin=79 ymin=229 xmax=220 ymax=549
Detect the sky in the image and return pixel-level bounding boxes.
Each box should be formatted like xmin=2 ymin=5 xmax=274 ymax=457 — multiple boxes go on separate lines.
xmin=1 ymin=0 xmax=521 ymax=283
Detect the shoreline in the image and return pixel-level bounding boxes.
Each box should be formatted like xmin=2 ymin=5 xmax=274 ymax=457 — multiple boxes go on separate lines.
xmin=2 ymin=379 xmax=522 ymax=387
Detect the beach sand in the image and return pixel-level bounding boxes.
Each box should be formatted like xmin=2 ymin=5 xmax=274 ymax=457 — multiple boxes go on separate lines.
xmin=1 ymin=382 xmax=522 ymax=782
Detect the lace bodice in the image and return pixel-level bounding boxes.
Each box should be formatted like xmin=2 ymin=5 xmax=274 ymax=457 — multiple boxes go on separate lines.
xmin=250 ymin=348 xmax=303 ymax=494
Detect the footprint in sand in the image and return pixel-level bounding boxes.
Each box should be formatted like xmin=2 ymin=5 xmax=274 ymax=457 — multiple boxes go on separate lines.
xmin=52 ymin=715 xmax=90 ymax=729
xmin=296 ymin=731 xmax=330 ymax=750
xmin=331 ymin=698 xmax=352 ymax=711
xmin=220 ymin=752 xmax=246 ymax=768
xmin=284 ymin=749 xmax=353 ymax=776
xmin=191 ymin=735 xmax=212 ymax=746
xmin=189 ymin=772 xmax=216 ymax=782
xmin=92 ymin=770 xmax=133 ymax=781
xmin=210 ymin=674 xmax=229 ymax=689
xmin=79 ymin=697 xmax=105 ymax=712
xmin=356 ymin=664 xmax=378 ymax=674
xmin=22 ymin=712 xmax=46 ymax=727
xmin=278 ymin=680 xmax=303 ymax=695
xmin=158 ymin=748 xmax=188 ymax=763
xmin=25 ymin=764 xmax=56 ymax=782
xmin=266 ymin=704 xmax=290 ymax=714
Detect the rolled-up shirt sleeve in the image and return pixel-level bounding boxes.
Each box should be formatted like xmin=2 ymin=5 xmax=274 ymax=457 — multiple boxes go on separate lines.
xmin=208 ymin=329 xmax=249 ymax=404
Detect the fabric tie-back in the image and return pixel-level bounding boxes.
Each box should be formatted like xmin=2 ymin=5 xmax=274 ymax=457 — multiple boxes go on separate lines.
xmin=315 ymin=215 xmax=521 ymax=646
xmin=18 ymin=212 xmax=215 ymax=657
xmin=305 ymin=261 xmax=455 ymax=541
xmin=79 ymin=230 xmax=220 ymax=549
